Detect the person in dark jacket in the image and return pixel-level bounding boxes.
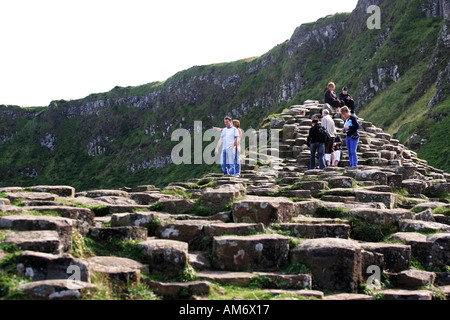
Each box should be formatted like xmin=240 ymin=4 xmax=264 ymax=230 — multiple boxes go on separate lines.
xmin=341 ymin=106 xmax=360 ymax=168
xmin=339 ymin=87 xmax=356 ymax=114
xmin=324 ymin=82 xmax=345 ymax=112
xmin=306 ymin=117 xmax=326 ymax=170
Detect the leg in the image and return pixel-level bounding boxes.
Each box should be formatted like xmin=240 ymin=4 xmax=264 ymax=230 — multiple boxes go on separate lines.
xmin=221 ymin=151 xmax=227 ymax=175
xmin=347 ymin=100 xmax=355 ymax=114
xmin=235 ymin=152 xmax=241 ymax=177
xmin=347 ymin=137 xmax=359 ymax=167
xmin=309 ymin=143 xmax=317 ymax=170
xmin=346 ymin=137 xmax=354 ymax=167
xmin=318 ymin=143 xmax=326 ymax=170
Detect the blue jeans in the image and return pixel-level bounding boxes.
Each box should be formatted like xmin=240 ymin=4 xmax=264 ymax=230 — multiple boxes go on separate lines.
xmin=309 ymin=142 xmax=325 ymax=170
xmin=346 ymin=136 xmax=360 ymax=167
xmin=221 ymin=150 xmax=236 ymax=175
xmin=235 ymin=151 xmax=241 ymax=176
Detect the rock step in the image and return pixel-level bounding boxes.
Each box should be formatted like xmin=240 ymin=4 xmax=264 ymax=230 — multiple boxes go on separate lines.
xmin=376 ymin=289 xmax=434 ymax=300
xmin=212 ymin=234 xmax=290 ymax=272
xmin=196 ymin=270 xmax=312 ymax=289
xmin=87 ymin=256 xmax=148 ymax=285
xmin=273 ymin=223 xmax=350 ymax=239
xmin=3 ymin=230 xmax=62 ymax=254
xmin=0 ymin=215 xmax=73 ymax=252
xmin=18 ymin=279 xmax=95 ymax=300
xmin=144 ymin=279 xmax=210 ymax=299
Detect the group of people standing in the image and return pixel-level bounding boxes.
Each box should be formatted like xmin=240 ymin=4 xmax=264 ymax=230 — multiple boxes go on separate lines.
xmin=307 ymin=82 xmax=360 ymax=170
xmin=213 ymin=82 xmax=360 ymax=176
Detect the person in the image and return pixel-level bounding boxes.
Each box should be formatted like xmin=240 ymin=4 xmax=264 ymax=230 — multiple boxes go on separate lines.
xmin=333 ymin=134 xmax=343 ymax=167
xmin=341 ymin=106 xmax=360 ymax=168
xmin=321 ymin=110 xmax=336 ymax=167
xmin=233 ymin=120 xmax=243 ymax=178
xmin=306 ymin=116 xmax=326 ymax=170
xmin=324 ymin=82 xmax=345 ymax=112
xmin=339 ymin=87 xmax=356 ymax=115
xmin=215 ymin=116 xmax=240 ymax=176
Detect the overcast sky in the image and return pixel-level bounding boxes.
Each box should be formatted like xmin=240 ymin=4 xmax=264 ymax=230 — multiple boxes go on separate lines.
xmin=0 ymin=0 xmax=358 ymax=107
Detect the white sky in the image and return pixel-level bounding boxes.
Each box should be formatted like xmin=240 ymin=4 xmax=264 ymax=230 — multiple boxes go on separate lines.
xmin=0 ymin=0 xmax=358 ymax=107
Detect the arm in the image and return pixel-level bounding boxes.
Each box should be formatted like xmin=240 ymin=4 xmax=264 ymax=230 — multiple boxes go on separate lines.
xmin=215 ymin=137 xmax=223 ymax=155
xmin=212 ymin=127 xmax=223 ymax=132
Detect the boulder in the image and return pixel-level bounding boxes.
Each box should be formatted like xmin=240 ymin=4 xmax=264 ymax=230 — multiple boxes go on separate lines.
xmin=4 ymin=230 xmax=62 ymax=254
xmin=212 ymin=234 xmax=290 ymax=272
xmin=138 ymin=239 xmax=188 ymax=277
xmin=282 ymin=124 xmax=298 ymax=141
xmin=232 ymin=196 xmax=297 ymax=225
xmin=18 ymin=279 xmax=95 ymax=300
xmin=159 ymin=198 xmax=196 ymax=213
xmin=276 ymin=223 xmax=350 ymax=239
xmin=290 ymin=238 xmax=362 ymax=292
xmin=196 ymin=271 xmax=255 ymax=287
xmin=200 ymin=183 xmax=246 ymax=208
xmin=325 ymin=293 xmax=375 ymax=300
xmin=17 ymin=251 xmax=89 ymax=282
xmin=29 ymin=186 xmax=75 ymax=197
xmin=349 ymin=208 xmax=414 ymax=225
xmin=5 ymin=192 xmax=57 ymax=202
xmin=110 ymin=211 xmax=178 ymax=228
xmin=85 ymin=190 xmax=130 ymax=198
xmin=347 ymin=170 xmax=387 ymax=186
xmin=188 ymin=252 xmax=212 ymax=271
xmin=0 ymin=215 xmax=73 ymax=252
xmin=402 ymin=179 xmax=428 ymax=195
xmin=203 ymin=222 xmax=264 ymax=238
xmin=387 ymin=270 xmax=435 ymax=289
xmin=155 ymin=220 xmax=209 ymax=243
xmin=360 ymin=242 xmax=411 ymax=272
xmin=398 ymin=219 xmax=450 ymax=233
xmin=324 ymin=176 xmax=355 ymax=189
xmin=427 ymin=233 xmax=450 ymax=267
xmin=0 ymin=205 xmax=24 ymax=214
xmin=87 ymin=256 xmax=147 ymax=285
xmin=355 ymin=190 xmax=398 ymax=209
xmin=377 ymin=289 xmax=433 ymax=300
xmin=26 ymin=206 xmax=95 ymax=225
xmin=88 ymin=226 xmax=148 ymax=242
xmin=145 ymin=280 xmax=210 ymax=299
xmin=388 ymin=232 xmax=433 ymax=267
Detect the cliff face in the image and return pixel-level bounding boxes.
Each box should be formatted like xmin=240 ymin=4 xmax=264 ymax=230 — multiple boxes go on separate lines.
xmin=0 ymin=0 xmax=448 ymax=189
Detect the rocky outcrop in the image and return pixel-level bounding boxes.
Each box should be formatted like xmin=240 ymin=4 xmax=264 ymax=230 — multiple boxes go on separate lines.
xmin=0 ymin=99 xmax=449 ymax=302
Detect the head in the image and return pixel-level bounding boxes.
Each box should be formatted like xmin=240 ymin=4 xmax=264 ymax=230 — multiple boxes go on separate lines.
xmin=224 ymin=116 xmax=233 ymax=128
xmin=233 ymin=120 xmax=240 ymax=129
xmin=341 ymin=106 xmax=351 ymax=119
xmin=323 ymin=110 xmax=330 ymax=117
xmin=328 ymin=82 xmax=336 ymax=91
xmin=312 ymin=116 xmax=320 ymax=126
xmin=342 ymin=87 xmax=348 ymax=95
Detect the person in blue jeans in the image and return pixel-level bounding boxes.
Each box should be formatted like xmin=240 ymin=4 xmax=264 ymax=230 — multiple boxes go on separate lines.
xmin=232 ymin=120 xmax=243 ymax=177
xmin=341 ymin=106 xmax=360 ymax=167
xmin=214 ymin=116 xmax=240 ymax=176
xmin=306 ymin=117 xmax=326 ymax=170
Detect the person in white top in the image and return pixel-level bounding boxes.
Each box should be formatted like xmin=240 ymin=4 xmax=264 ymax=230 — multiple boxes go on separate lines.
xmin=321 ymin=110 xmax=336 ymax=167
xmin=214 ymin=116 xmax=240 ymax=175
